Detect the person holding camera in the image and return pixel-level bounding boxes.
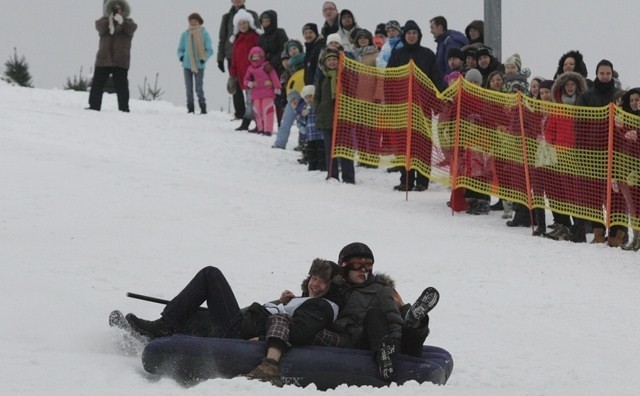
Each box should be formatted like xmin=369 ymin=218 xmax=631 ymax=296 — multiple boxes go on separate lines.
xmin=87 ymin=0 xmax=137 ymax=112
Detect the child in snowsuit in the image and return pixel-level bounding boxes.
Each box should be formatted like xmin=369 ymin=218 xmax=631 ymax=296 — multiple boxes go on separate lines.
xmin=243 ymin=46 xmax=282 ymax=136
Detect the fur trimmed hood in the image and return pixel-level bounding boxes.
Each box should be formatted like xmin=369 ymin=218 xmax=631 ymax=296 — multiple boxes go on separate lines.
xmin=103 ymin=0 xmax=130 ymax=18
xmin=555 ymin=50 xmax=588 ymax=79
xmin=551 ymin=71 xmax=587 ymax=103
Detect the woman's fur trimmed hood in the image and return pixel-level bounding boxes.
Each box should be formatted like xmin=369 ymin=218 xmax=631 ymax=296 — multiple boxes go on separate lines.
xmin=103 ymin=0 xmax=131 ymax=18
xmin=551 ymin=71 xmax=587 ymax=103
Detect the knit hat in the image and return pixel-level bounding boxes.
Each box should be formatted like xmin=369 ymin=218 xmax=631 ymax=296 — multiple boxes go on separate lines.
xmin=322 ymin=47 xmax=340 ymax=65
xmin=447 ymin=48 xmax=465 ymax=62
xmin=302 ymin=23 xmax=319 ymax=36
xmin=354 ymin=29 xmax=373 ymax=46
xmin=385 ymin=20 xmax=402 ymax=33
xmin=338 ymin=242 xmax=374 ymax=264
xmin=465 ymin=68 xmax=483 ymax=85
xmin=596 ymin=59 xmax=613 ymax=73
xmin=326 ymin=33 xmax=342 ymax=46
xmin=475 ymin=46 xmax=494 ymax=60
xmin=230 ymin=9 xmax=263 ymax=43
xmin=285 ymin=40 xmax=304 ymax=54
xmin=301 ymin=85 xmax=315 ymax=98
xmin=445 ymin=71 xmax=463 ymax=84
xmin=375 ymin=23 xmax=387 ymax=37
xmin=504 ymin=53 xmax=522 ymax=71
xmin=539 ymin=80 xmax=554 ymax=90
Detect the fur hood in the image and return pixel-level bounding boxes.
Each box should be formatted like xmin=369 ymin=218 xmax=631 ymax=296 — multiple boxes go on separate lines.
xmin=551 ymin=71 xmax=587 ymax=103
xmin=621 ymin=88 xmax=640 ymax=114
xmin=555 ymin=50 xmax=588 ymax=79
xmin=103 ymin=0 xmax=130 ymax=18
xmin=374 ymin=272 xmax=396 ymax=289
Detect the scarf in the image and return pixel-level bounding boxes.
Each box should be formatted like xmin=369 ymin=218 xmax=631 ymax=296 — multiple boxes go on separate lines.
xmin=324 ymin=69 xmax=338 ymax=99
xmin=561 ymin=93 xmax=577 ymax=105
xmin=594 ymin=77 xmax=615 ymax=94
xmin=188 ymin=26 xmax=207 ymax=73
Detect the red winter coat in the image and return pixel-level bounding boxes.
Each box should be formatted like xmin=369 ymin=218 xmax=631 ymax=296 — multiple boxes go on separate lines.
xmin=230 ymin=31 xmax=260 ymax=90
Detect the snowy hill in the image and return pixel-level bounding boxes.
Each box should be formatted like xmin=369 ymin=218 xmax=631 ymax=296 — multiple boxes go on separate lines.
xmin=1 ymin=85 xmax=639 ymax=395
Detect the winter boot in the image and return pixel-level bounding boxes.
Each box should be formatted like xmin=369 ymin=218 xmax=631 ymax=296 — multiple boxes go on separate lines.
xmin=199 ymin=102 xmax=207 ymax=115
xmin=622 ymin=229 xmax=640 ymax=251
xmin=405 ymin=287 xmax=440 ymax=328
xmin=187 ymin=103 xmax=195 ymax=114
xmin=235 ymin=118 xmax=251 ymax=131
xmin=246 ymin=358 xmax=282 ymax=387
xmin=545 ymin=224 xmax=570 ymax=241
xmin=465 ymin=199 xmax=478 ymax=214
xmin=502 ymin=200 xmax=514 ymax=219
xmin=471 ymin=200 xmax=490 ymax=215
xmin=607 ymin=229 xmax=627 ymax=248
xmin=490 ymin=198 xmax=504 ymax=211
xmin=568 ymin=222 xmax=587 ymax=243
xmin=532 ymin=208 xmax=546 ymax=236
xmin=375 ymin=336 xmax=399 ymax=382
xmin=125 ymin=314 xmax=177 ymax=339
xmin=590 ymin=227 xmax=607 ymax=244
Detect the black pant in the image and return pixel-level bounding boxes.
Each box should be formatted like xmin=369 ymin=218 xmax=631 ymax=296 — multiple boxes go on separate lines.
xmin=88 ymin=66 xmax=130 ymax=112
xmin=400 ymin=169 xmax=429 ymax=188
xmin=161 ymin=266 xmax=242 ymax=338
xmin=227 ymin=59 xmax=245 ymax=119
xmin=307 ymin=139 xmax=326 ymax=171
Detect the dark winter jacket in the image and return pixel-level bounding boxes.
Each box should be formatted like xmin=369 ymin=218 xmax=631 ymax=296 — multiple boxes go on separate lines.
xmin=330 ymin=273 xmax=403 ymax=349
xmin=217 ymin=5 xmax=259 ymax=62
xmin=314 ymin=68 xmax=337 ymax=131
xmin=321 ymin=16 xmax=340 ymax=38
xmin=434 ymin=29 xmax=468 ymax=75
xmin=304 ymin=36 xmax=327 ymax=85
xmin=94 ymin=0 xmax=137 ymax=69
xmin=257 ymin=10 xmax=289 ymax=76
xmin=387 ymin=21 xmax=445 ymax=91
xmin=574 ymin=78 xmax=619 ymax=150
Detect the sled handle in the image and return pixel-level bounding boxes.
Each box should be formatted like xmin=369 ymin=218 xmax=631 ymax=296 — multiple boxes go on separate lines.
xmin=126 ymin=292 xmax=208 ymax=311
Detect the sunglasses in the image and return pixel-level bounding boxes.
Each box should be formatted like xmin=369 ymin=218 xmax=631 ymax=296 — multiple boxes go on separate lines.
xmin=347 ymin=258 xmax=373 ymax=271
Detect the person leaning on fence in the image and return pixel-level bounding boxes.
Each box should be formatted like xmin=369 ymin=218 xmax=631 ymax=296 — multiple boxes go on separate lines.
xmin=87 ymin=0 xmax=137 ymax=112
xmin=387 ymin=19 xmax=444 ymax=192
xmin=542 ymin=72 xmax=587 ymax=241
xmin=314 ymin=47 xmax=356 ymax=184
xmin=574 ymin=59 xmax=626 ymax=245
xmin=177 ymin=12 xmax=213 ymax=115
xmin=616 ymin=88 xmax=640 ymax=251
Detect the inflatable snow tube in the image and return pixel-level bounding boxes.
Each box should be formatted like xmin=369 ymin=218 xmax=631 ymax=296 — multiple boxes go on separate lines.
xmin=142 ymin=335 xmax=453 ymax=389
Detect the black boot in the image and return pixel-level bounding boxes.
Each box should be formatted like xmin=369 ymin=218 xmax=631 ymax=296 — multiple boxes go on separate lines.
xmin=532 ymin=208 xmax=546 ymax=236
xmin=235 ymin=118 xmax=251 ymax=131
xmin=199 ymin=102 xmax=207 ymax=115
xmin=187 ymin=103 xmax=195 ymax=114
xmin=375 ymin=336 xmax=399 ymax=381
xmin=125 ymin=313 xmax=178 ymax=339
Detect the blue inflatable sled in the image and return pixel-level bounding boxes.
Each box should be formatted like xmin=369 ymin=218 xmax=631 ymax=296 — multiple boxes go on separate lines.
xmin=142 ymin=335 xmax=453 ymax=389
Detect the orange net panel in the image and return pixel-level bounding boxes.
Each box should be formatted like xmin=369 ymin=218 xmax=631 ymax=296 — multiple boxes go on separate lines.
xmin=333 ymin=56 xmax=640 ymax=231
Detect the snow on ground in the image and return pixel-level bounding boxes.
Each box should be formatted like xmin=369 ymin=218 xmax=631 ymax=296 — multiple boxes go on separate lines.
xmin=1 ymin=84 xmax=639 ymax=395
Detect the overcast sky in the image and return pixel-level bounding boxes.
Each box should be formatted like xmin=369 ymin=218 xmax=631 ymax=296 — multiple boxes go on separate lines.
xmin=2 ymin=1 xmax=640 ymax=112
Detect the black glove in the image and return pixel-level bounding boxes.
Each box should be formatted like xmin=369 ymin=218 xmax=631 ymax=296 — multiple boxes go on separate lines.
xmin=179 ymin=56 xmax=183 ymax=62
xmin=217 ymin=60 xmax=225 ymax=73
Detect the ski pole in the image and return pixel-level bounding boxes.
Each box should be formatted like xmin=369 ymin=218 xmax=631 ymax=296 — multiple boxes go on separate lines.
xmin=126 ymin=292 xmax=208 ymax=311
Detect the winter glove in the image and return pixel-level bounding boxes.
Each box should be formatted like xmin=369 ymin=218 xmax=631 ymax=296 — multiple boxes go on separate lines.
xmin=113 ymin=13 xmax=124 ymax=24
xmin=108 ymin=15 xmax=115 ymax=35
xmin=226 ymin=77 xmax=237 ymax=95
xmin=263 ymin=63 xmax=274 ymax=73
xmin=217 ymin=60 xmax=225 ymax=73
xmin=246 ymin=81 xmax=255 ymax=88
xmin=179 ymin=56 xmax=183 ymax=62
xmin=274 ymin=89 xmax=281 ymax=95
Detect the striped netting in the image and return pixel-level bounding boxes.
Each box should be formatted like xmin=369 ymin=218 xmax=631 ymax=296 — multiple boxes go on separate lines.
xmin=332 ymin=56 xmax=640 ymax=230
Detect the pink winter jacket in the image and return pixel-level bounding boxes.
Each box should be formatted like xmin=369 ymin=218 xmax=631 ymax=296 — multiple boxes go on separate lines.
xmin=243 ymin=46 xmax=282 ymax=100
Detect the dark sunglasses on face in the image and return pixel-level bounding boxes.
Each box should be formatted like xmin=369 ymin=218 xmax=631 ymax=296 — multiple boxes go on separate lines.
xmin=348 ymin=258 xmax=373 ymax=271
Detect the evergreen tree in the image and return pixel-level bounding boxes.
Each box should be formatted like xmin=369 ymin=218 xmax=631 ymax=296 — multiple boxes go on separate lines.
xmin=2 ymin=47 xmax=33 ymax=87
xmin=64 ymin=67 xmax=90 ymax=91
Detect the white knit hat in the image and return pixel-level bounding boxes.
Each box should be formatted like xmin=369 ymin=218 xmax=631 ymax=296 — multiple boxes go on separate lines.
xmin=504 ymin=53 xmax=522 ymax=71
xmin=326 ymin=33 xmax=342 ymax=46
xmin=300 ymin=85 xmax=316 ymax=98
xmin=229 ymin=9 xmax=263 ymax=43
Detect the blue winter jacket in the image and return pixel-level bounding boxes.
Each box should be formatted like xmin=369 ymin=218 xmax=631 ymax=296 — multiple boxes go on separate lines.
xmin=434 ymin=29 xmax=468 ymax=75
xmin=177 ymin=27 xmax=214 ymax=70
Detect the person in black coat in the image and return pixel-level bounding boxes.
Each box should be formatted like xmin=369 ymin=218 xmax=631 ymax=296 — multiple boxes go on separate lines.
xmin=320 ymin=1 xmax=340 ymax=38
xmin=387 ymin=20 xmax=444 ymax=192
xmin=302 ymin=23 xmax=326 ymax=86
xmin=257 ymin=10 xmax=289 ymax=125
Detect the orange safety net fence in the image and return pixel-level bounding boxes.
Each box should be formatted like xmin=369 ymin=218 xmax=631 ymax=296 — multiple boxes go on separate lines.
xmin=332 ymin=56 xmax=640 ymax=231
